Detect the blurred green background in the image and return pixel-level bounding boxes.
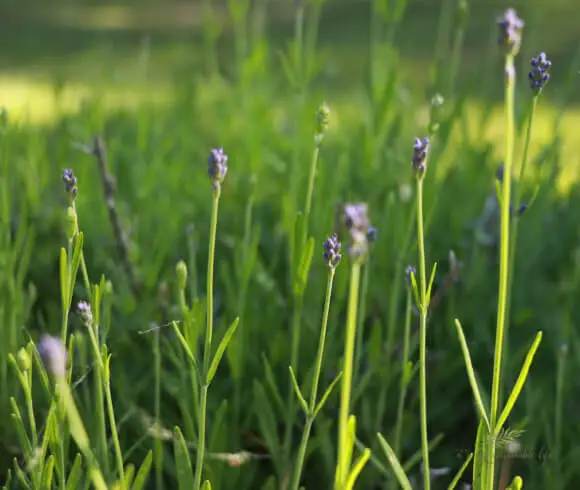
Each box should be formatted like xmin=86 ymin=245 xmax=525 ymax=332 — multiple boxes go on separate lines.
xmin=2 ymin=0 xmax=580 ymax=489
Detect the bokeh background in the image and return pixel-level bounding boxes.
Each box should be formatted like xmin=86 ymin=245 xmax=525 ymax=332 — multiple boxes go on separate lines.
xmin=1 ymin=0 xmax=580 ymax=489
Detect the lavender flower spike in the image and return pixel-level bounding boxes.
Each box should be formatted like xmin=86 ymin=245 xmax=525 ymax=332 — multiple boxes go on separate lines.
xmin=342 ymin=203 xmax=374 ymax=261
xmin=77 ymin=301 xmax=93 ymax=327
xmin=412 ymin=137 xmax=430 ymax=177
xmin=528 ymin=52 xmax=552 ymax=95
xmin=497 ymin=8 xmax=524 ymax=57
xmin=323 ymin=233 xmax=342 ymax=270
xmin=38 ymin=335 xmax=67 ymax=378
xmin=62 ymin=168 xmax=78 ymax=199
xmin=207 ymin=148 xmax=228 ymax=192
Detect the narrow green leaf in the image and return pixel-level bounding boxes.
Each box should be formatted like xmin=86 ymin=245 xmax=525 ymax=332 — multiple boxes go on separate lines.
xmin=506 ymin=476 xmax=523 ymax=490
xmin=288 ymin=366 xmax=309 ymax=415
xmin=2 ymin=468 xmax=11 ymax=490
xmin=201 ymin=480 xmax=212 ymax=490
xmin=10 ymin=400 xmax=32 ymax=456
xmin=172 ymin=321 xmax=201 ymax=381
xmin=262 ymin=354 xmax=286 ymax=416
xmin=131 ymin=450 xmax=152 ymax=490
xmin=207 ymin=317 xmax=239 ymax=384
xmin=376 ymin=433 xmax=412 ymax=490
xmin=447 ymin=452 xmax=472 ymax=490
xmin=40 ymin=454 xmax=55 ymax=490
xmin=472 ymin=419 xmax=488 ymax=490
xmin=455 ymin=319 xmax=491 ymax=431
xmin=344 ymin=448 xmax=371 ymax=490
xmin=426 ymin=261 xmax=438 ymax=302
xmin=66 ymin=454 xmax=83 ymax=489
xmin=68 ymin=232 xmax=84 ymax=304
xmin=293 ymin=236 xmax=314 ymax=297
xmin=173 ymin=427 xmax=194 ymax=490
xmin=59 ymin=247 xmax=68 ymax=310
xmin=495 ymin=331 xmax=542 ymax=435
xmin=123 ymin=464 xmax=136 ymax=488
xmin=13 ymin=459 xmax=31 ymax=489
xmin=313 ymin=371 xmax=342 ymax=417
xmin=252 ymin=381 xmax=280 ymax=468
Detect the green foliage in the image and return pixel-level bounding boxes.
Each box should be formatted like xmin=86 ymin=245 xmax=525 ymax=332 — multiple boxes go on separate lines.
xmin=1 ymin=1 xmax=580 ymax=490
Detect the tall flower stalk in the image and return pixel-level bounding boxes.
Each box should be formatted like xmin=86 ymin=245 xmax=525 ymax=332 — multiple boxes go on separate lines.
xmin=412 ymin=136 xmax=432 ymax=490
xmin=488 ymin=9 xmax=524 ymax=486
xmin=193 ymin=148 xmax=228 ymax=490
xmin=289 ymin=234 xmax=342 ymax=490
xmin=504 ymin=51 xmax=551 ymax=372
xmin=335 ymin=204 xmax=373 ymax=490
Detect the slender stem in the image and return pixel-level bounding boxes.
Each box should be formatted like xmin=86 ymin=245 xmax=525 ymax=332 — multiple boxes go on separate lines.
xmin=283 ymin=294 xmax=304 ymax=462
xmin=336 ymin=262 xmax=361 ymax=488
xmin=394 ymin=290 xmax=413 ymax=457
xmin=503 ymin=96 xmax=538 ymax=377
xmin=353 ymin=253 xmax=370 ymax=386
xmin=488 ymin=53 xmax=516 ymax=487
xmin=290 ymin=269 xmax=336 ymax=490
xmin=416 ymin=178 xmax=430 ymax=490
xmin=194 ymin=191 xmax=220 ymax=490
xmin=304 ymin=144 xmax=321 ymax=234
xmin=154 ymin=327 xmax=163 ymax=490
xmin=104 ymin=365 xmax=125 ymax=484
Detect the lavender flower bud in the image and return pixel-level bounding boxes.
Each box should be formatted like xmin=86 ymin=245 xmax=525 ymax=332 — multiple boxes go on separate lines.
xmin=323 ymin=234 xmax=342 ymax=270
xmin=38 ymin=335 xmax=67 ymax=378
xmin=495 ymin=163 xmax=505 ymax=184
xmin=528 ymin=52 xmax=552 ymax=95
xmin=77 ymin=301 xmax=93 ymax=327
xmin=315 ymin=102 xmax=330 ymax=146
xmin=405 ymin=265 xmax=417 ymax=287
xmin=497 ymin=8 xmax=524 ymax=57
xmin=412 ymin=137 xmax=430 ymax=177
xmin=207 ymin=148 xmax=228 ymax=192
xmin=176 ymin=260 xmax=188 ymax=290
xmin=62 ymin=168 xmax=78 ymax=200
xmin=342 ymin=203 xmax=374 ymax=262
xmin=367 ymin=226 xmax=378 ymax=243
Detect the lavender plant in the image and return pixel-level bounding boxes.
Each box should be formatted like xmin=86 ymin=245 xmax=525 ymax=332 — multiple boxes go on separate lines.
xmin=288 ymin=234 xmax=342 ymax=490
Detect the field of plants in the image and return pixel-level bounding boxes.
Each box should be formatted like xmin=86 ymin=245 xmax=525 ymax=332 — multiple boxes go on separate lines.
xmin=1 ymin=0 xmax=580 ymax=489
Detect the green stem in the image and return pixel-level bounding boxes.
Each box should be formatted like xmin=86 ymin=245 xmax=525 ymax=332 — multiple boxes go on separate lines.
xmin=503 ymin=96 xmax=538 ymax=381
xmin=104 ymin=362 xmax=125 ymax=484
xmin=154 ymin=328 xmax=163 ymax=490
xmin=290 ymin=269 xmax=336 ymax=490
xmin=353 ymin=252 xmax=371 ymax=385
xmin=193 ymin=191 xmax=220 ymax=490
xmin=416 ymin=177 xmax=430 ymax=490
xmin=303 ymin=144 xmax=321 ymax=235
xmin=336 ymin=262 xmax=361 ymax=488
xmin=393 ymin=290 xmax=413 ymax=457
xmin=284 ymin=294 xmax=304 ymax=462
xmin=488 ymin=53 xmax=516 ymax=487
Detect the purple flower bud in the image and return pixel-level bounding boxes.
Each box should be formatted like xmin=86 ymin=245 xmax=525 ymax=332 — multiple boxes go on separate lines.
xmin=497 ymin=8 xmax=524 ymax=56
xmin=62 ymin=169 xmax=78 ymax=199
xmin=323 ymin=234 xmax=342 ymax=270
xmin=528 ymin=52 xmax=552 ymax=95
xmin=412 ymin=137 xmax=430 ymax=177
xmin=342 ymin=203 xmax=374 ymax=261
xmin=38 ymin=335 xmax=67 ymax=378
xmin=77 ymin=301 xmax=93 ymax=327
xmin=207 ymin=148 xmax=228 ymax=192
xmin=367 ymin=226 xmax=378 ymax=243
xmin=405 ymin=265 xmax=417 ymax=287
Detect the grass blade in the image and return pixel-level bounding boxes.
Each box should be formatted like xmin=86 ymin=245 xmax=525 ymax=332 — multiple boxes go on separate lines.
xmin=288 ymin=366 xmax=309 ymax=415
xmin=131 ymin=450 xmax=153 ymax=490
xmin=173 ymin=426 xmax=194 ymax=490
xmin=495 ymin=331 xmax=542 ymax=434
xmin=454 ymin=319 xmax=491 ymax=431
xmin=376 ymin=433 xmax=412 ymax=490
xmin=207 ymin=317 xmax=239 ymax=384
xmin=447 ymin=452 xmax=472 ymax=490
